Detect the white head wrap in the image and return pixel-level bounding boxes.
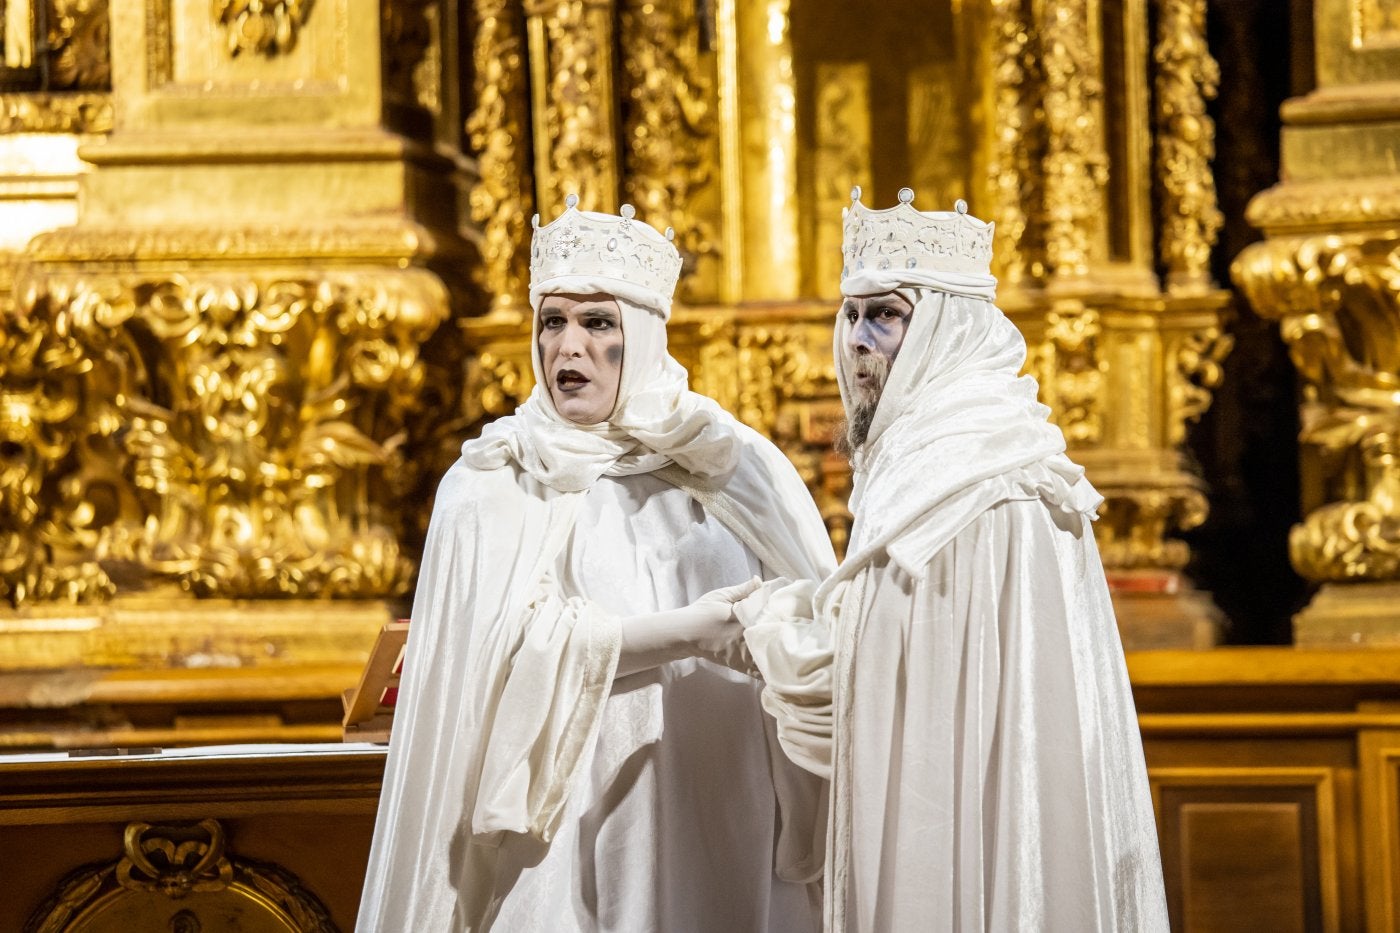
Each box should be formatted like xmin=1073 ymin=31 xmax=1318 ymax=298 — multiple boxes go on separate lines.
xmin=830 ymin=267 xmax=1102 ymax=581
xmin=462 ymin=208 xmax=741 ymax=493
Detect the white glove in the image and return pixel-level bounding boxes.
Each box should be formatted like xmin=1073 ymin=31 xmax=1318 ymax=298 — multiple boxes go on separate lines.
xmin=617 ymin=576 xmax=764 ymax=678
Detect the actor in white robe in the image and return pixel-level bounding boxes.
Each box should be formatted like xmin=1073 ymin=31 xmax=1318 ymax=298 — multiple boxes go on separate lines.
xmin=742 ymin=189 xmax=1168 ymax=932
xmin=357 ymin=198 xmax=834 ymax=932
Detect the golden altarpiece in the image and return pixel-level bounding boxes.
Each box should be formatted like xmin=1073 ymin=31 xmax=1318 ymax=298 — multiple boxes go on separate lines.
xmin=4 ymin=0 xmax=1400 ymax=929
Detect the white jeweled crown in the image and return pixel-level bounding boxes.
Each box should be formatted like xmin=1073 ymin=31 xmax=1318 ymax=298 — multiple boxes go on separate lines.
xmin=841 ymin=187 xmax=995 ymax=280
xmin=530 ymin=194 xmax=683 ymax=299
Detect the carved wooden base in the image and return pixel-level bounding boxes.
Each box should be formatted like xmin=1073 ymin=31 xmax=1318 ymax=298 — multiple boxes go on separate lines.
xmin=1293 ymin=582 xmax=1400 ymax=647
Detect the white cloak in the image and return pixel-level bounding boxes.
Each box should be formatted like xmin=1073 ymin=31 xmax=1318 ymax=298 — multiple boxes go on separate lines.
xmin=745 ymin=272 xmax=1168 ymax=932
xmin=357 ymin=429 xmax=834 ymax=932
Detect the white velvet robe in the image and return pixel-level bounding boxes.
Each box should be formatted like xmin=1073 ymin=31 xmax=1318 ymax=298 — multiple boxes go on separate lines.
xmin=357 ymin=460 xmax=828 ymax=933
xmin=822 ymin=495 xmax=1167 ymax=932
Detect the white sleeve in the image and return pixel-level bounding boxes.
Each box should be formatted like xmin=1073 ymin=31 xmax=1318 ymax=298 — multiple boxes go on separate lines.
xmin=471 ymin=589 xmax=621 ymax=842
xmin=739 ymin=578 xmax=835 ymax=780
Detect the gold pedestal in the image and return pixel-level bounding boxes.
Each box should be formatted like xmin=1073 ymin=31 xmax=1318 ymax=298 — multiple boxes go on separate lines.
xmin=1292 ymin=583 xmax=1400 ymax=648
xmin=1109 ymin=570 xmax=1224 ymax=650
xmin=1233 ymin=0 xmax=1400 ymax=644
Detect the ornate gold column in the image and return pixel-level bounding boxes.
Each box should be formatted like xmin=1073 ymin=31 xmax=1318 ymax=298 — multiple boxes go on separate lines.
xmin=975 ymin=0 xmax=1234 ymax=647
xmin=0 ymin=0 xmax=473 ymax=724
xmin=1235 ymin=0 xmax=1400 ymax=643
xmin=526 ymin=0 xmax=619 ymax=216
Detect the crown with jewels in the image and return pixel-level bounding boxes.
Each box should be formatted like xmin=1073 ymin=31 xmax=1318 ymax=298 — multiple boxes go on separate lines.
xmin=841 ymin=187 xmax=995 ymax=280
xmin=530 ymin=194 xmax=683 ymax=301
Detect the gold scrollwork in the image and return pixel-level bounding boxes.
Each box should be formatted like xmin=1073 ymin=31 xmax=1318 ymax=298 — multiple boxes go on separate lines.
xmin=26 ymin=818 xmax=337 ymax=933
xmin=1167 ymin=325 xmax=1233 ymax=445
xmin=1036 ymin=0 xmax=1109 ymax=277
xmin=0 ymin=92 xmax=113 ymax=133
xmin=985 ymin=0 xmax=1041 ymax=284
xmin=1031 ymin=301 xmax=1106 ymax=445
xmin=1096 ymin=483 xmax=1207 ymax=570
xmin=1291 ymin=429 xmax=1400 ymax=581
xmin=463 ymin=348 xmax=531 ymax=427
xmin=214 ymin=0 xmax=313 ymax=57
xmin=16 ymin=268 xmax=448 ymax=599
xmin=1153 ymin=0 xmax=1223 ymax=292
xmin=619 ymin=0 xmax=717 ymax=294
xmin=467 ymin=0 xmax=534 ymax=309
xmin=0 ymin=286 xmax=124 ymax=607
xmin=1234 ymin=232 xmax=1400 ymax=581
xmin=527 ymin=0 xmax=619 ymax=215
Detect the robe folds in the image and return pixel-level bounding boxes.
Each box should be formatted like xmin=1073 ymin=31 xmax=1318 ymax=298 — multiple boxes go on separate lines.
xmin=356 ymin=420 xmax=836 ymax=933
xmin=745 ymin=273 xmax=1169 ymax=932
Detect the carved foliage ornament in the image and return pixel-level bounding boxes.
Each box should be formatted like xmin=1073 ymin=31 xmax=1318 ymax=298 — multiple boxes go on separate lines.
xmin=466 ymin=0 xmax=534 ymax=308
xmin=11 ymin=268 xmax=448 ymax=601
xmin=1153 ymin=0 xmax=1223 ymax=290
xmin=619 ymin=0 xmax=718 ymax=290
xmin=215 ymin=0 xmax=313 ymax=57
xmin=0 ymin=279 xmax=125 ymax=607
xmin=1235 ymin=233 xmax=1400 ymax=581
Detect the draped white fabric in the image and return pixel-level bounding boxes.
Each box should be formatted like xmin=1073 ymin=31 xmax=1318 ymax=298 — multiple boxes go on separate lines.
xmin=357 ymin=284 xmax=836 ymax=932
xmin=464 ymin=287 xmax=740 ymax=493
xmin=744 ymin=276 xmax=1168 ymax=932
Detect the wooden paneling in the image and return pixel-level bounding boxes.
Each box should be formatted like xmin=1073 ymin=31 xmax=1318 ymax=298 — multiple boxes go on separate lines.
xmin=1153 ymin=768 xmax=1338 ymax=932
xmin=1360 ymin=728 xmax=1400 ymax=932
xmin=0 ymin=746 xmax=386 ymax=933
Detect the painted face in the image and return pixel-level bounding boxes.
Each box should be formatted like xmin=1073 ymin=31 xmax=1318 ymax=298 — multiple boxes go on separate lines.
xmin=537 ymin=293 xmax=625 ymax=425
xmin=837 ymin=292 xmax=913 ymax=453
xmin=842 ymin=292 xmax=914 ymax=377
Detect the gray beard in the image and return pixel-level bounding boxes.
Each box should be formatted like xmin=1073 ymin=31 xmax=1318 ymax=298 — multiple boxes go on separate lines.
xmin=835 ymin=357 xmax=889 ymax=458
xmin=836 ymin=395 xmax=879 ymax=457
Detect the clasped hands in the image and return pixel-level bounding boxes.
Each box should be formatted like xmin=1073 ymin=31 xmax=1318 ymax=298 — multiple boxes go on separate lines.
xmin=616 ymin=577 xmax=765 ymax=678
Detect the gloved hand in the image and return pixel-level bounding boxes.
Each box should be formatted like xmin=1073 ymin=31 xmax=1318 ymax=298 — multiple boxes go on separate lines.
xmin=617 ymin=576 xmax=764 ymax=678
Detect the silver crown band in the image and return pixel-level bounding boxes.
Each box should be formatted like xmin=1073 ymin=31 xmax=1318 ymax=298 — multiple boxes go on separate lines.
xmin=530 ymin=196 xmax=683 ymax=308
xmin=841 ymin=188 xmax=995 ymax=280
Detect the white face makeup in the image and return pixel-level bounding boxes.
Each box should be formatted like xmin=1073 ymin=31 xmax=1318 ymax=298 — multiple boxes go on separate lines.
xmin=842 ymin=292 xmax=914 ymax=377
xmin=838 ymin=292 xmax=914 ymax=453
xmin=537 ymin=293 xmax=625 ymax=425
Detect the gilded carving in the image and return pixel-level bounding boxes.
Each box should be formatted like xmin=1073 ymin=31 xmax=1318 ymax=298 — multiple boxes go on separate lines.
xmin=463 ymin=347 xmax=530 ymax=427
xmin=731 ymin=314 xmax=849 ymax=552
xmin=1168 ymin=325 xmax=1233 ymax=444
xmin=214 ymin=0 xmax=313 ymax=57
xmin=1234 ymin=232 xmax=1400 ymax=581
xmin=27 ymin=222 xmax=433 ymax=264
xmin=25 ymin=819 xmax=337 ymax=933
xmin=0 ymin=288 xmax=123 ymax=607
xmin=619 ymin=0 xmax=716 ymax=293
xmin=985 ymin=0 xmax=1041 ymax=284
xmin=813 ymin=62 xmax=871 ymax=298
xmin=1031 ymin=301 xmax=1106 ymax=444
xmin=1246 ymin=179 xmax=1400 ymax=232
xmin=0 ymin=92 xmax=112 ymax=133
xmin=15 ymin=268 xmax=448 ymax=599
xmin=1153 ymin=0 xmax=1223 ymax=291
xmin=528 ymin=0 xmax=619 ymax=215
xmin=1096 ymin=484 xmax=1207 ymax=570
xmin=466 ymin=0 xmax=533 ymax=309
xmin=45 ymin=0 xmax=111 ymax=89
xmin=1036 ymin=0 xmax=1108 ymax=276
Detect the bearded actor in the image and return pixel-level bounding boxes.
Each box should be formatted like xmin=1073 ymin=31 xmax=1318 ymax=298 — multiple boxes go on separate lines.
xmin=741 ymin=188 xmax=1168 ymax=932
xmin=356 ymin=196 xmax=834 ymax=933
